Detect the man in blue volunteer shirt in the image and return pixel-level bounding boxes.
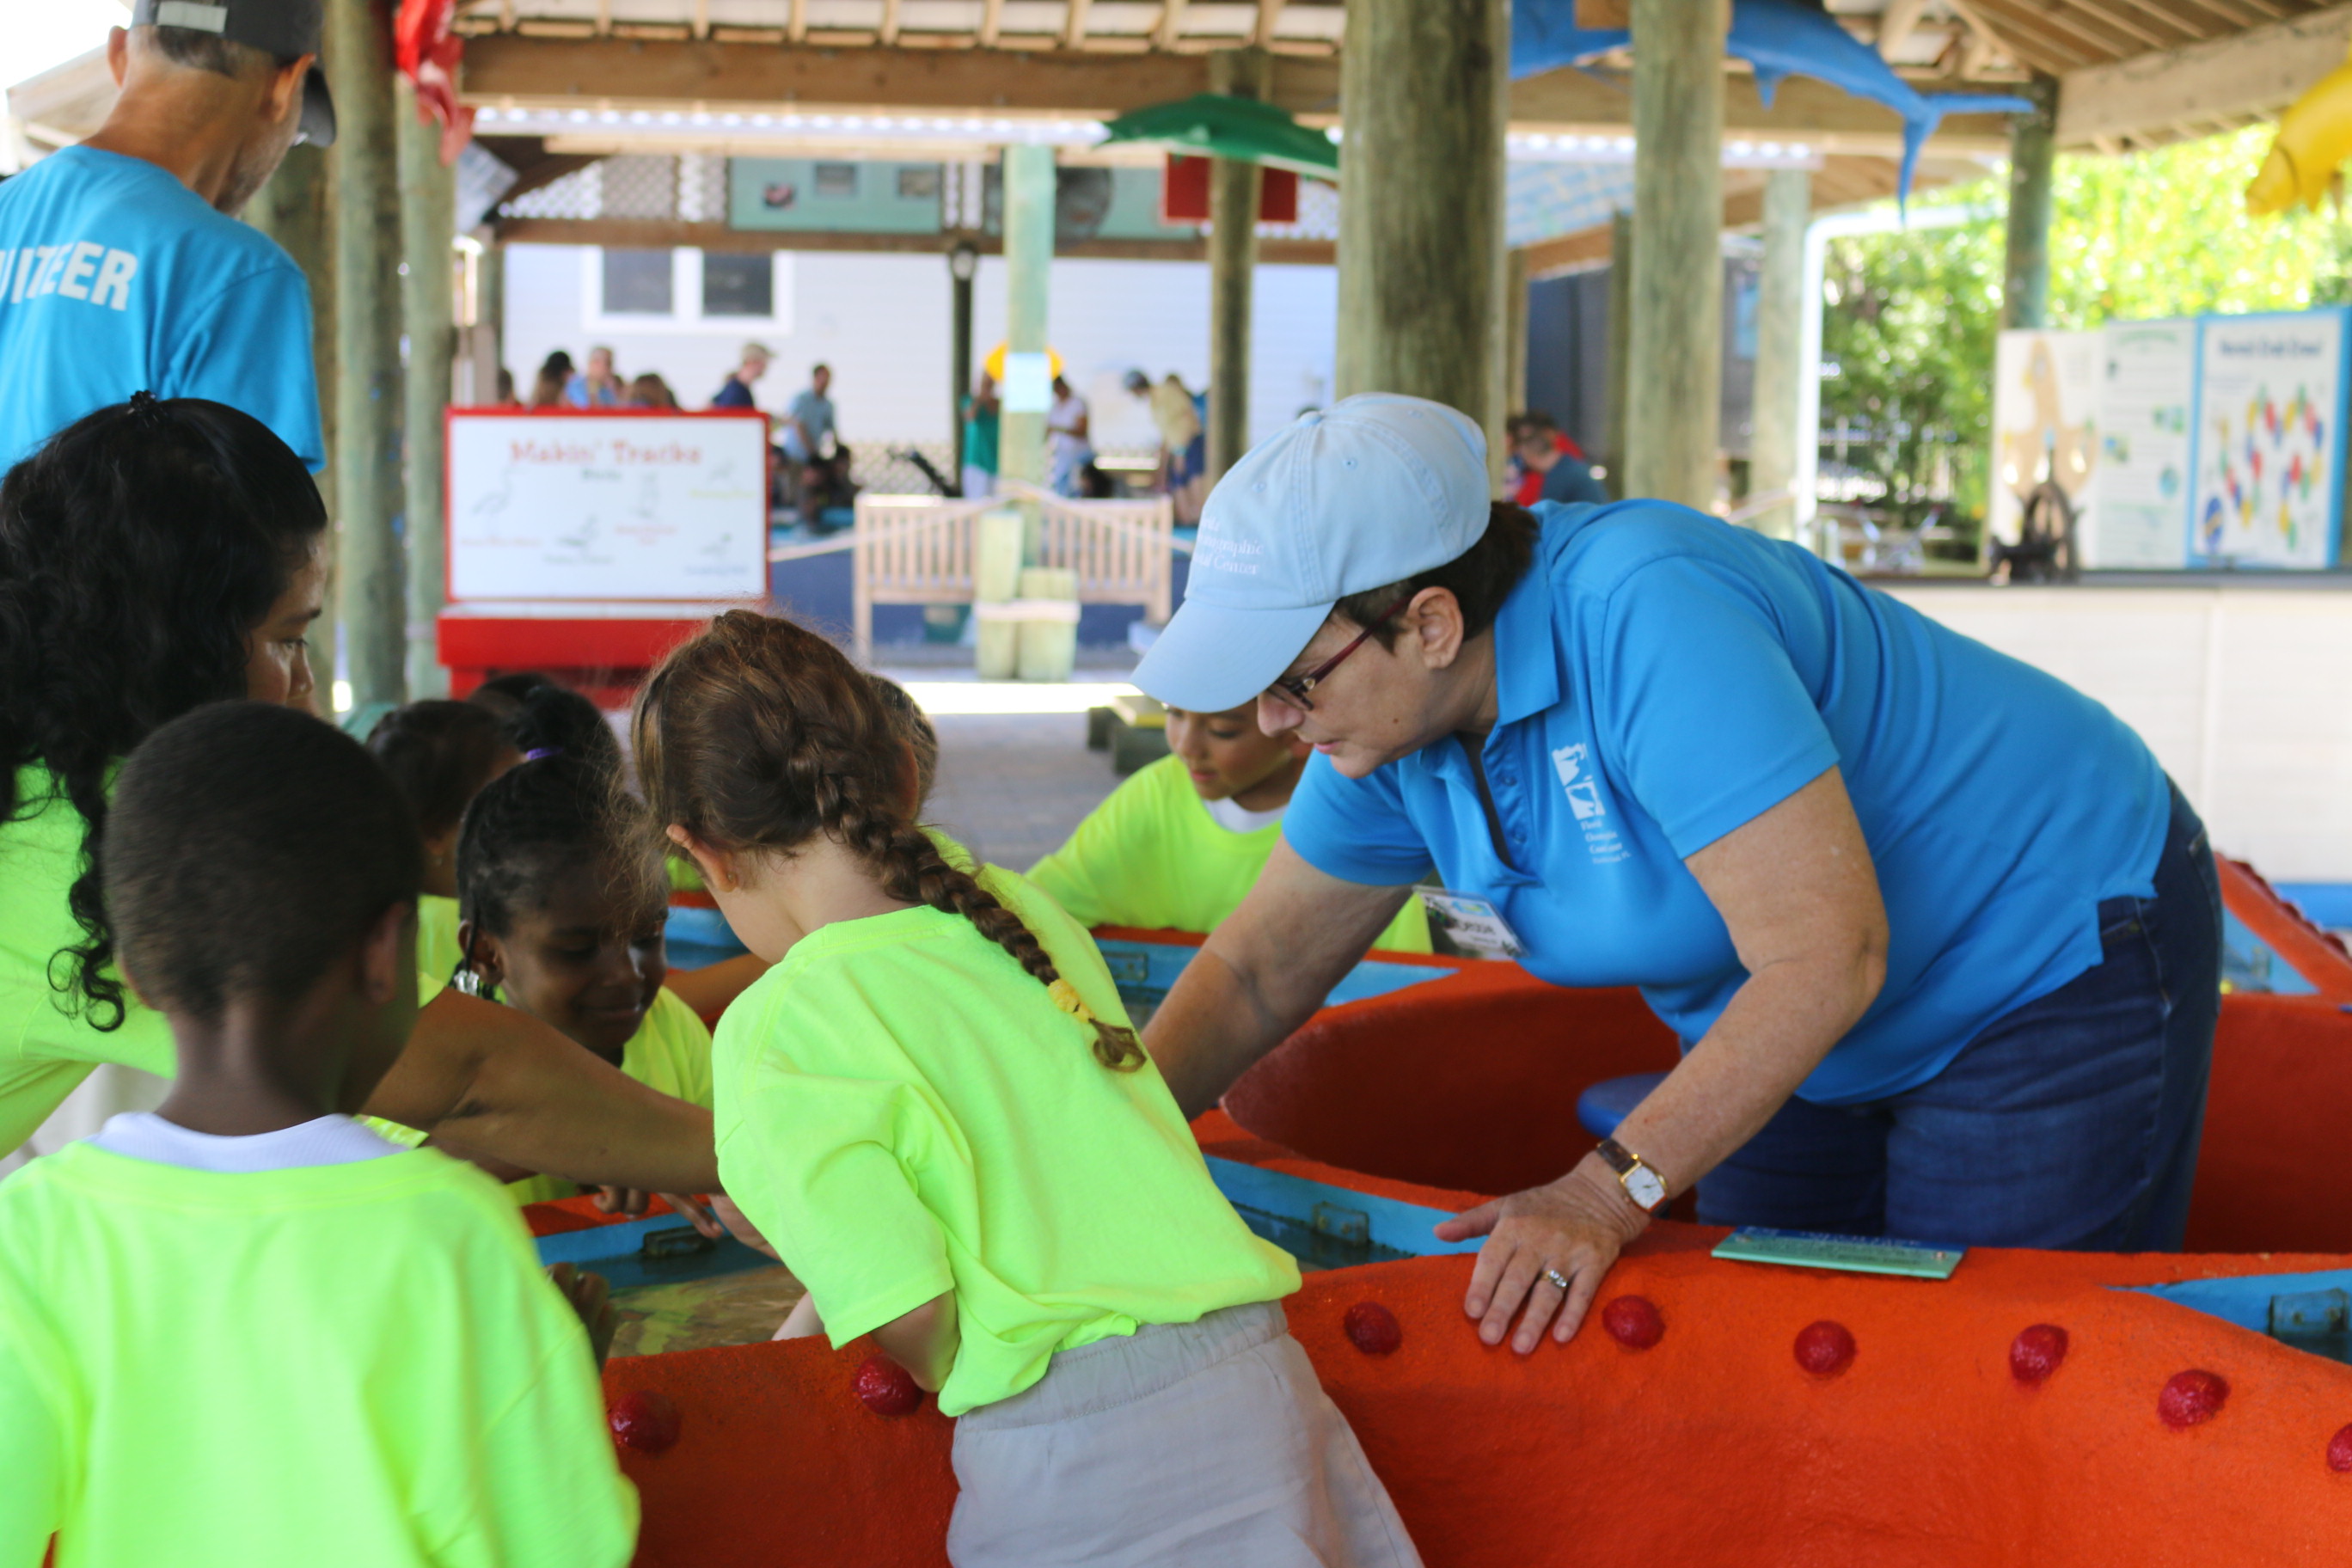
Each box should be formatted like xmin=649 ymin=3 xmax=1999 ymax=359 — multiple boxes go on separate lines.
xmin=1134 ymin=394 xmax=2220 ymax=1359
xmin=0 ymin=0 xmax=332 ymax=472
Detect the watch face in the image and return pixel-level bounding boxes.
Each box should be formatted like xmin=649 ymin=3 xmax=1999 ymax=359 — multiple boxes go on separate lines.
xmin=1625 ymin=1166 xmax=1668 ymax=1211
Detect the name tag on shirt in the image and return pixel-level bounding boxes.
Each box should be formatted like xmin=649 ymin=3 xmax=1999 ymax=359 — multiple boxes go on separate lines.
xmin=1415 ymin=888 xmax=1528 ymax=961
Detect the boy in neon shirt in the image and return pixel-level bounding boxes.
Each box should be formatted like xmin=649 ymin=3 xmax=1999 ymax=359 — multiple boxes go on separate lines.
xmin=0 ymin=701 xmax=637 ymax=1568
xmin=1029 ymin=700 xmax=1431 ymax=952
xmin=638 ymin=611 xmax=1421 ymax=1565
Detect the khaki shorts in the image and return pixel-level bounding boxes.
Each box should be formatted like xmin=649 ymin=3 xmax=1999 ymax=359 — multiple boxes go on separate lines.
xmin=947 ymin=1302 xmax=1424 ymax=1568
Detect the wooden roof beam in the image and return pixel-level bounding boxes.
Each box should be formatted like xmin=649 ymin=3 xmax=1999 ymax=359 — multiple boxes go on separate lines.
xmin=2057 ymin=0 xmax=2352 ymax=146
xmin=1942 ymin=0 xmax=2076 ymax=76
xmin=2096 ymin=0 xmax=2228 ymax=42
xmin=1965 ymin=0 xmax=2108 ymax=67
xmin=458 ymin=34 xmax=1342 ymax=115
xmin=1255 ymin=0 xmax=1283 ymax=46
xmin=1155 ymin=0 xmax=1187 ymax=49
xmin=491 ymin=214 xmax=1335 ymax=264
xmin=1065 ymin=0 xmax=1093 ymax=49
xmin=2048 ymin=0 xmax=2182 ymax=52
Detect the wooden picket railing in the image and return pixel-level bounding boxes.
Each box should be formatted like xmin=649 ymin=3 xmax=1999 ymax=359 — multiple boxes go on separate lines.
xmin=849 ymin=491 xmax=1177 ymax=663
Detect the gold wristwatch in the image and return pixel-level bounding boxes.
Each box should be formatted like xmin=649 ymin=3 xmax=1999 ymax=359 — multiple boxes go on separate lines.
xmin=1596 ymin=1137 xmax=1669 ymax=1214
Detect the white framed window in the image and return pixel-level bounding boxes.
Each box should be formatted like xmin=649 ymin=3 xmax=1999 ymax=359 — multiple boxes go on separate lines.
xmin=582 ymin=248 xmax=795 ymax=335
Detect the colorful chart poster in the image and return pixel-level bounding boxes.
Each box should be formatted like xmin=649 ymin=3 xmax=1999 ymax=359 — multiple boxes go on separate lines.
xmin=2086 ymin=319 xmax=2196 ymax=568
xmin=2188 ymin=309 xmax=2349 ymax=568
xmin=1989 ymin=328 xmax=2100 ymax=551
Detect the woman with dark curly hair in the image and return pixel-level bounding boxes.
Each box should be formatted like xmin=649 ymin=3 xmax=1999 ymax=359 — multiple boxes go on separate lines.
xmin=0 ymin=395 xmax=720 ymax=1197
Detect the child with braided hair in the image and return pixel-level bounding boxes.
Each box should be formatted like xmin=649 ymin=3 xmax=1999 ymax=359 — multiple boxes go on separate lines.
xmin=448 ymin=754 xmax=723 ymax=1234
xmin=635 ymin=609 xmax=1423 ymax=1568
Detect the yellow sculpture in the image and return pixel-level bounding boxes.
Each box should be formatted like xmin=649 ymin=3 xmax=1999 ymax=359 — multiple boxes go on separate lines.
xmin=2246 ymin=40 xmax=2352 ymax=215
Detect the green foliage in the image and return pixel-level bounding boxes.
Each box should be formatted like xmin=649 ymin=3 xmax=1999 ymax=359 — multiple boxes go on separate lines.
xmin=1818 ymin=127 xmax=2352 ymax=537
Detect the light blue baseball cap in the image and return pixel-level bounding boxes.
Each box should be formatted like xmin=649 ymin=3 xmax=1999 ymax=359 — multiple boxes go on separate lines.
xmin=1134 ymin=393 xmax=1491 ymax=714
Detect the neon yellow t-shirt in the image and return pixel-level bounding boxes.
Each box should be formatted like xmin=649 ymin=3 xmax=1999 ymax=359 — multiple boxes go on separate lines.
xmin=0 ymin=769 xmax=176 ymax=1155
xmin=1 ymin=769 xmax=456 ymax=1157
xmin=1026 ymin=754 xmax=1432 ymax=952
xmin=502 ymin=987 xmax=715 ymax=1206
xmin=417 ymin=894 xmax=464 ymax=991
xmin=713 ymin=846 xmax=1299 ymax=1418
xmin=0 ymin=1141 xmax=637 ymax=1568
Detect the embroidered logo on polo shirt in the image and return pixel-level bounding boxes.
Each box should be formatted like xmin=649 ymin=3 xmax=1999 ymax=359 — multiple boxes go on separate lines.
xmin=1552 ymin=743 xmax=1627 ymax=863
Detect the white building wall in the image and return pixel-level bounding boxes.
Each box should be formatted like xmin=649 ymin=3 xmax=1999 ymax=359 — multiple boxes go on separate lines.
xmin=500 ymin=244 xmax=1338 ymax=456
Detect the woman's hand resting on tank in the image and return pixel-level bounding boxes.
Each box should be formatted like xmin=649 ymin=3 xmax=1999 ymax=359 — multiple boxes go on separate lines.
xmin=1433 ymin=1155 xmax=1651 ymax=1353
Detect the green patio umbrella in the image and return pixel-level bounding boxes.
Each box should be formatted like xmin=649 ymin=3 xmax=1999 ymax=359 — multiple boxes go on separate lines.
xmin=1096 ymin=93 xmax=1338 ymax=178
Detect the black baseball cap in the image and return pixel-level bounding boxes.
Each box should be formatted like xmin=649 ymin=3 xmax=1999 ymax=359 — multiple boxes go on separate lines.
xmin=131 ymin=0 xmax=337 ymax=148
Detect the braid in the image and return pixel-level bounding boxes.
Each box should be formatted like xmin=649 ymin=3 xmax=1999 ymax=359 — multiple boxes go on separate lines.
xmin=454 ymin=754 xmax=658 ymax=969
xmin=635 ymin=609 xmax=1144 ymax=1071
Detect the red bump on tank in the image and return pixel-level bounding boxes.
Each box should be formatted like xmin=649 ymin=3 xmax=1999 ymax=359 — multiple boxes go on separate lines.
xmin=1793 ymin=1320 xmax=1856 ymax=1378
xmin=1344 ymin=1301 xmax=1404 ymax=1356
xmin=1602 ymin=1295 xmax=1665 ymax=1350
xmin=854 ymin=1356 xmax=924 ymax=1417
xmin=2009 ymin=1324 xmax=2069 ymax=1386
xmin=608 ymin=1389 xmax=683 ymax=1453
xmin=2328 ymin=1424 xmax=2352 ymax=1473
xmin=2158 ymin=1369 xmax=2229 ymax=1429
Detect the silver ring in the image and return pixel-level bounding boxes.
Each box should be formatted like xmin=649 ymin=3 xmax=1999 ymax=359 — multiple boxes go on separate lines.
xmin=1542 ymin=1267 xmax=1572 ymax=1291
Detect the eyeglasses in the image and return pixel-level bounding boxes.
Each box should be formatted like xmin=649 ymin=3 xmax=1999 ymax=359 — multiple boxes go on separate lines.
xmin=1266 ymin=597 xmax=1414 ymax=712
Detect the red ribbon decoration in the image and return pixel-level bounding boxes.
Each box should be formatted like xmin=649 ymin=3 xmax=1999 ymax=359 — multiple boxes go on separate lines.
xmin=395 ymin=0 xmax=475 ymax=163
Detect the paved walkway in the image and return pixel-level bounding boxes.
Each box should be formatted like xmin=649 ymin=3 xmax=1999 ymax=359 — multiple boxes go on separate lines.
xmin=924 ymin=711 xmax=1124 ymax=873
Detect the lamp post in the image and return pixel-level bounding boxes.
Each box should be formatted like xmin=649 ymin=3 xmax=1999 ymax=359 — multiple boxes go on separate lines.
xmin=949 ymin=239 xmax=979 ymax=496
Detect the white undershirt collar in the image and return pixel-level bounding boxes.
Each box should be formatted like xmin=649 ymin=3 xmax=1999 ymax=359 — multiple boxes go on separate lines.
xmin=1204 ymin=794 xmax=1287 ymax=835
xmin=86 ymin=1112 xmax=400 ymax=1173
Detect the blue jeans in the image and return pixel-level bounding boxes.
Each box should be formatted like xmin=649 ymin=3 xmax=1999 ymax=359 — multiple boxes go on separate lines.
xmin=1697 ymin=781 xmax=2221 ymax=1252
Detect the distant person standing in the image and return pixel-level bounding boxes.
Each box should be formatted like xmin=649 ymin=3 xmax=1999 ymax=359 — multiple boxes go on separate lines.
xmin=0 ymin=0 xmax=334 ymax=472
xmin=527 ymin=366 xmax=568 ymax=408
xmin=710 ymin=341 xmax=771 ymax=410
xmin=1047 ymin=374 xmax=1093 ymax=497
xmin=781 ymin=363 xmax=837 ymax=463
xmin=1128 ymin=369 xmax=1206 ymax=523
xmin=960 ymin=369 xmax=1000 ymax=499
xmin=566 ymin=346 xmax=621 ymax=408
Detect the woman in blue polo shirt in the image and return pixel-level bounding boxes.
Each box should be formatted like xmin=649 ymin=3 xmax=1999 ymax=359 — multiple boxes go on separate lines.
xmin=1134 ymin=394 xmax=2220 ymax=1357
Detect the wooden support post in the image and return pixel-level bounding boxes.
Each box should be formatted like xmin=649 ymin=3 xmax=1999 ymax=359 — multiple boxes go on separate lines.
xmin=1748 ymin=167 xmax=1810 ymax=540
xmin=1626 ymin=0 xmax=1724 ymax=508
xmin=469 ymin=236 xmax=505 ymax=406
xmin=1207 ymin=46 xmax=1269 ymax=482
xmin=1504 ymin=245 xmax=1530 ymax=422
xmin=397 ymin=79 xmax=456 ymax=699
xmin=328 ymin=0 xmax=406 ymax=710
xmin=1336 ymin=0 xmax=1509 ymax=462
xmin=2004 ymin=74 xmax=2057 ymax=332
xmin=998 ymin=144 xmax=1054 ymax=511
xmin=1604 ymin=208 xmax=1631 ymax=499
xmin=950 ymin=256 xmax=974 ymax=490
xmin=245 ymin=143 xmax=340 ymax=711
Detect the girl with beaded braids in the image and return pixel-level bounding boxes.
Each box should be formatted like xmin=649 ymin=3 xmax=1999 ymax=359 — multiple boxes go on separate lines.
xmin=447 ymin=753 xmax=722 ymax=1232
xmin=636 ymin=609 xmax=1422 ymax=1567
xmin=0 ymin=395 xmax=718 ymax=1201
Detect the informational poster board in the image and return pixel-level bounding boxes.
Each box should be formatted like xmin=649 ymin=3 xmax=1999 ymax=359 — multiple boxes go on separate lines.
xmin=2086 ymin=319 xmax=2196 ymax=569
xmin=1989 ymin=328 xmax=2101 ymax=548
xmin=2186 ymin=308 xmax=2349 ymax=569
xmin=445 ymin=411 xmax=769 ymax=602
